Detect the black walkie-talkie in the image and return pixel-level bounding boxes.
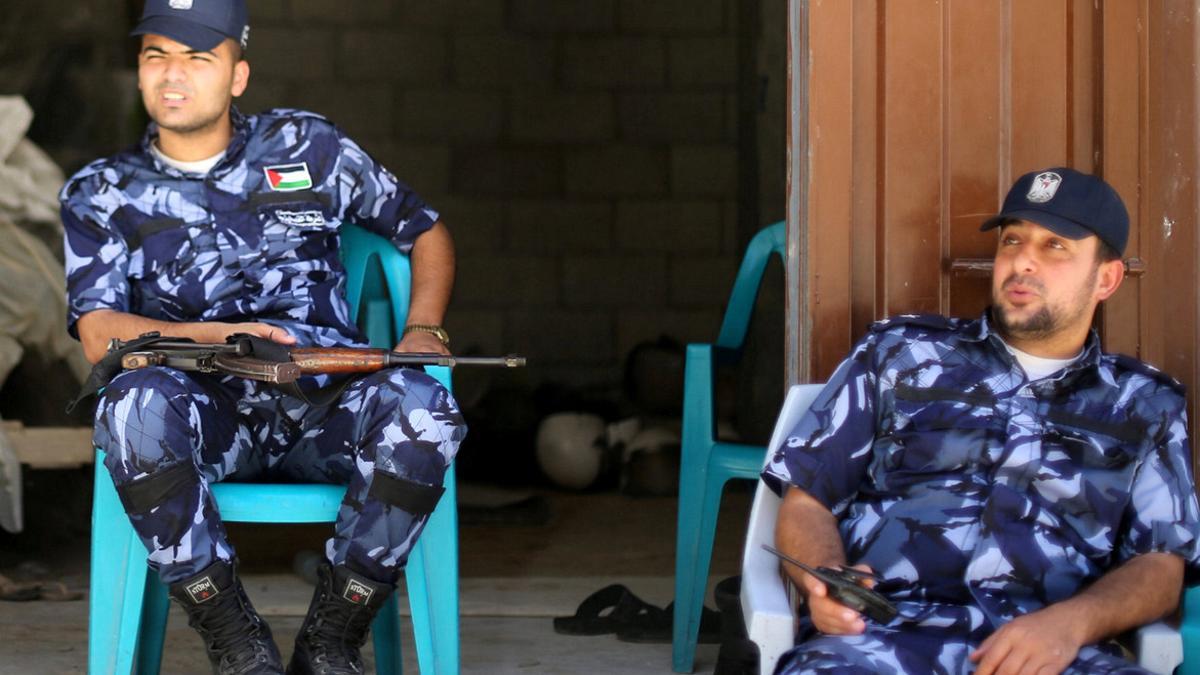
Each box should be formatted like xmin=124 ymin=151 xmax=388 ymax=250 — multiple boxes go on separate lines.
xmin=762 ymin=544 xmax=898 ymax=624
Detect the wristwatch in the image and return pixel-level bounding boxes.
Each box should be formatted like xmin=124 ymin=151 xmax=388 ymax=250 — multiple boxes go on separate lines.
xmin=403 ymin=324 xmax=450 ymax=347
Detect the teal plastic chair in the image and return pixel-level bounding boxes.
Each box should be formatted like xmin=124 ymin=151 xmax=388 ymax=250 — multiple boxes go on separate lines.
xmin=88 ymin=224 xmax=460 ymax=674
xmin=672 ymin=221 xmax=785 ymax=673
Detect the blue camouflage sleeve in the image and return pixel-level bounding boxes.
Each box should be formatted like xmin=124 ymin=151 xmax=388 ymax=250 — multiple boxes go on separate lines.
xmin=335 ymin=128 xmax=438 ymax=253
xmin=60 ymin=177 xmax=131 ymax=339
xmin=1119 ymin=393 xmax=1200 ymax=576
xmin=761 ymin=331 xmax=881 ymax=516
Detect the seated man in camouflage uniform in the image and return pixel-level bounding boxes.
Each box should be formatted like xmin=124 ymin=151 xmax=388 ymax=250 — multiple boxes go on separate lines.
xmin=59 ymin=1 xmax=464 ymax=673
xmin=764 ymin=168 xmax=1200 ymax=674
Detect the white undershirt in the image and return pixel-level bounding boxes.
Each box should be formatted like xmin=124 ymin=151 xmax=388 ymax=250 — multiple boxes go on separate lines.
xmin=150 ymin=141 xmax=225 ymax=175
xmin=1001 ymin=341 xmax=1082 ymax=381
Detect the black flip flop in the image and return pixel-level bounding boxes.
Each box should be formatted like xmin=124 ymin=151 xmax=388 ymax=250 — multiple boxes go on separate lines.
xmin=553 ymin=584 xmax=662 ymax=636
xmin=615 ymin=601 xmax=723 ymax=644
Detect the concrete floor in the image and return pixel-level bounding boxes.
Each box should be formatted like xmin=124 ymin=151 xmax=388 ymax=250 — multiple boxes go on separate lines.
xmin=0 ymin=481 xmax=755 ymax=674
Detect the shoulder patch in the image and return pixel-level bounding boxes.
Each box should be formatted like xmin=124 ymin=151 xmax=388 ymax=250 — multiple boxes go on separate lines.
xmin=1111 ymin=354 xmax=1186 ymax=395
xmin=59 ymin=158 xmax=113 ymax=201
xmin=870 ymin=313 xmax=957 ymax=334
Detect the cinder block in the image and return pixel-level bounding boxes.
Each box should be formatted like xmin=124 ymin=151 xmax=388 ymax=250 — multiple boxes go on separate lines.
xmin=423 ymin=195 xmax=506 ymax=252
xmin=443 ymin=309 xmax=506 ymax=356
xmin=340 ymin=32 xmax=448 ymax=83
xmin=235 ymin=79 xmax=288 ymax=117
xmin=454 ymin=148 xmax=563 ymax=197
xmin=670 ymin=144 xmax=737 ymax=197
xmin=287 ymin=82 xmax=394 ymax=141
xmin=562 ymin=255 xmax=667 ymax=307
xmin=454 ymin=35 xmax=556 ymax=87
xmin=247 ymin=0 xmax=286 ymax=22
xmin=399 ymin=0 xmax=507 ymax=31
xmin=291 ymin=0 xmax=394 ymax=24
xmin=615 ymin=200 xmax=721 ymax=252
xmin=248 ymin=28 xmax=336 ymax=80
xmin=508 ymin=309 xmax=614 ymax=364
xmin=669 ymin=36 xmax=737 ymax=86
xmin=397 ymin=90 xmax=505 ymax=142
xmin=455 ymin=254 xmax=559 ymax=306
xmin=617 ymin=92 xmax=725 ymax=142
xmin=618 ymin=0 xmax=725 ymax=33
xmin=669 ymin=255 xmax=740 ymax=307
xmin=509 ymin=200 xmax=613 ymax=252
xmin=511 ymin=92 xmax=615 ymax=143
xmin=369 ymin=143 xmax=453 ymax=197
xmin=512 ymin=0 xmax=616 ymax=33
xmin=566 ymin=146 xmax=667 ymax=197
xmin=563 ymin=38 xmax=666 ymax=88
xmin=616 ymin=308 xmax=722 ymax=360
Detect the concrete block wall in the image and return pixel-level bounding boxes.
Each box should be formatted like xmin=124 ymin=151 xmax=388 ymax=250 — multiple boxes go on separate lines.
xmin=244 ymin=0 xmax=748 ymax=390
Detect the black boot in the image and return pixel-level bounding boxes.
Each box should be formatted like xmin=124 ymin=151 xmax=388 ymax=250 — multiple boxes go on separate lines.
xmin=287 ymin=562 xmax=393 ymax=675
xmin=168 ymin=560 xmax=285 ymax=675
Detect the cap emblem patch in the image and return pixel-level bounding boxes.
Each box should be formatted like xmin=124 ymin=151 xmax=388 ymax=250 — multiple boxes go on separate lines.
xmin=1026 ymin=171 xmax=1062 ymax=203
xmin=168 ymin=0 xmax=193 ymax=10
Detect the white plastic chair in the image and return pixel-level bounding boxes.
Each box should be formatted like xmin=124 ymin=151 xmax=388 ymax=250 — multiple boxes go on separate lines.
xmin=739 ymin=383 xmax=1184 ymax=675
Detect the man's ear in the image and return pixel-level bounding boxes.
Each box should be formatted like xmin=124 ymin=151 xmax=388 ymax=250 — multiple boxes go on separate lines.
xmin=231 ymin=59 xmax=249 ymax=98
xmin=1095 ymin=258 xmax=1126 ymax=301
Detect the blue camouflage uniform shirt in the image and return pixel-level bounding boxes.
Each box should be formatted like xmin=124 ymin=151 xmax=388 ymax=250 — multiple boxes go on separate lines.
xmin=60 ymin=107 xmax=437 ymax=348
xmin=763 ymin=312 xmax=1200 ymax=634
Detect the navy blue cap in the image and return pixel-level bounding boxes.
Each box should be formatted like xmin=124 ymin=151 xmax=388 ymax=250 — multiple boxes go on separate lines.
xmin=981 ymin=167 xmax=1129 ymax=255
xmin=131 ymin=0 xmax=249 ymax=52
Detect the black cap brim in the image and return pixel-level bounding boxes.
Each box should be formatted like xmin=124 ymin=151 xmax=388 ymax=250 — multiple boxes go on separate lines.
xmin=980 ymin=208 xmax=1093 ymax=241
xmin=131 ymin=16 xmax=227 ymax=52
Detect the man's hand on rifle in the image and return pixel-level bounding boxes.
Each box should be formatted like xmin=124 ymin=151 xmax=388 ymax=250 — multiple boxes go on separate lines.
xmin=224 ymin=322 xmax=297 ymax=346
xmin=396 ymin=331 xmax=449 ymax=356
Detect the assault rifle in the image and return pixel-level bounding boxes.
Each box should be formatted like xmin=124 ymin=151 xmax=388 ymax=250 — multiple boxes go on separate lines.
xmin=761 ymin=544 xmax=898 ymax=624
xmin=68 ymin=331 xmax=525 ymax=411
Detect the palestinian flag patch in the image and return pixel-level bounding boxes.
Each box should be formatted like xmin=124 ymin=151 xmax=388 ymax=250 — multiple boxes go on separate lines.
xmin=264 ymin=162 xmax=313 ymax=191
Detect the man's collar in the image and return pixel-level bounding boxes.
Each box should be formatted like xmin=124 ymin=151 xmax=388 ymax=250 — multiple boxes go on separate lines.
xmin=972 ymin=308 xmax=1104 ymax=372
xmin=139 ymin=106 xmax=249 ymax=174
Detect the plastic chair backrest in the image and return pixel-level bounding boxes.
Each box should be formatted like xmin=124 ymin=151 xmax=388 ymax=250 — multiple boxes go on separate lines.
xmin=341 ymin=224 xmax=413 ymax=342
xmin=740 ymin=383 xmax=823 ymax=675
xmin=715 ymin=221 xmax=785 ymax=350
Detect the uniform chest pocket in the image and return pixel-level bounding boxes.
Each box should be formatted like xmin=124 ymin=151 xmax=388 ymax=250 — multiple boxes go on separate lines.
xmin=127 ymin=217 xmax=195 ymax=281
xmin=252 ymin=191 xmax=335 ymax=237
xmin=884 ymin=384 xmax=999 ymax=473
xmin=1041 ymin=413 xmax=1143 ymax=471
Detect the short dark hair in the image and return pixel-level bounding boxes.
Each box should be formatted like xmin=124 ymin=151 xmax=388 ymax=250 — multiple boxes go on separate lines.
xmin=1095 ymin=239 xmax=1121 ymax=264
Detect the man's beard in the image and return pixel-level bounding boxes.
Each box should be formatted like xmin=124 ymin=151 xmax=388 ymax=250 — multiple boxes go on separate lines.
xmin=992 ymin=267 xmax=1097 ymax=342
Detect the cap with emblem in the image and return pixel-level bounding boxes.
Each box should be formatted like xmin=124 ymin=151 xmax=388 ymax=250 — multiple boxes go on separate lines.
xmin=131 ymin=0 xmax=249 ymax=52
xmin=980 ymin=167 xmax=1129 ymax=256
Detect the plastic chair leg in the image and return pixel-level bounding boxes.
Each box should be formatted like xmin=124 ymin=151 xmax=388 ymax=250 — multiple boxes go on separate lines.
xmin=90 ymin=455 xmax=154 ymax=675
xmin=672 ymin=454 xmax=727 ymax=673
xmin=136 ymin=578 xmax=171 ymax=675
xmin=371 ymin=592 xmax=403 ymax=675
xmin=406 ymin=464 xmax=460 ymax=675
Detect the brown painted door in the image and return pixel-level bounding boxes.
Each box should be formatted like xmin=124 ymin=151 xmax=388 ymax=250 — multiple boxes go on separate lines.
xmin=788 ymin=0 xmax=1200 ymax=438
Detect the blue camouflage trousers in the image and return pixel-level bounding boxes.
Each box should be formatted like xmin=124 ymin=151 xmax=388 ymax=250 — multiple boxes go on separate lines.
xmin=94 ymin=365 xmax=466 ymax=585
xmin=777 ymin=621 xmax=1151 ymax=674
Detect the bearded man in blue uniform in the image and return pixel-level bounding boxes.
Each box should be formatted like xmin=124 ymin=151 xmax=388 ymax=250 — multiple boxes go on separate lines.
xmin=59 ymin=2 xmax=465 ymax=673
xmin=765 ymin=168 xmax=1200 ymax=674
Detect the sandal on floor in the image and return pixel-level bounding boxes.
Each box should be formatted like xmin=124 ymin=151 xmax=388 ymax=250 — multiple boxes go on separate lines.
xmin=553 ymin=584 xmax=661 ymax=636
xmin=615 ymin=601 xmax=723 ymax=644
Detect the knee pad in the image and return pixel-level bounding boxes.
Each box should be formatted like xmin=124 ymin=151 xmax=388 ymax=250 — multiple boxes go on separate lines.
xmin=367 ymin=470 xmax=445 ymax=516
xmin=115 ymin=460 xmax=200 ymax=515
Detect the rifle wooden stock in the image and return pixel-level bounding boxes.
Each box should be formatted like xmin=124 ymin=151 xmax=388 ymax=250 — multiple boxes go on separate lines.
xmin=289 ymin=347 xmax=394 ymax=374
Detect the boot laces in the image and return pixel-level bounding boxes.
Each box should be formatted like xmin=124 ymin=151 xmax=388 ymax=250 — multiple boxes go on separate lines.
xmin=190 ymin=592 xmax=276 ymax=674
xmin=303 ymin=598 xmax=374 ymax=671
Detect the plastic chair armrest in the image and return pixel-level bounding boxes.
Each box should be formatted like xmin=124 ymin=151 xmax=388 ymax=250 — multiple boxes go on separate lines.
xmin=1135 ymin=620 xmax=1183 ymax=675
